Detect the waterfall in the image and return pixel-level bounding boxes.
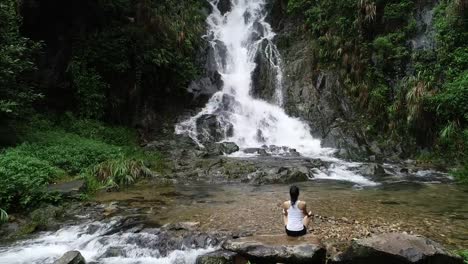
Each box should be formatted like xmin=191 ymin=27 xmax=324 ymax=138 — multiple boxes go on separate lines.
xmin=176 ymin=0 xmax=328 ymax=157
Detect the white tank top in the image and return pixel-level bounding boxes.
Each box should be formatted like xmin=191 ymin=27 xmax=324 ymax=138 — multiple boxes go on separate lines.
xmin=286 ymin=201 xmax=304 ymax=231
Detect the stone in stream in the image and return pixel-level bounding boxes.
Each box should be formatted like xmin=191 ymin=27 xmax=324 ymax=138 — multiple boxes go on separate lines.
xmin=333 ymin=233 xmax=463 ymax=264
xmin=219 ymin=142 xmax=240 ymax=154
xmin=359 ymin=163 xmax=386 ymax=176
xmin=243 ymin=148 xmax=269 ymax=156
xmin=53 ymin=251 xmax=86 ymax=264
xmin=196 ymin=250 xmax=238 ymax=264
xmin=222 ymin=235 xmax=327 ymax=264
xmin=246 ymin=166 xmax=310 ymax=184
xmin=202 ymin=142 xmax=240 ymax=157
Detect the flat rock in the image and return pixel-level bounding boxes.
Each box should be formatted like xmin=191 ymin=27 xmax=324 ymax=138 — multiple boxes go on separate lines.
xmin=222 ymin=234 xmax=326 ymax=264
xmin=53 ymin=251 xmax=86 ymax=264
xmin=48 ymin=180 xmax=85 ymax=198
xmin=336 ymin=233 xmax=463 ymax=264
xmin=164 ymin=221 xmax=201 ymax=231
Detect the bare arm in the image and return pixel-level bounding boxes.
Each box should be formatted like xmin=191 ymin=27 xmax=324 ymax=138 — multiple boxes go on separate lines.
xmin=301 ymin=202 xmax=312 ymax=217
xmin=282 ymin=201 xmax=289 ymax=216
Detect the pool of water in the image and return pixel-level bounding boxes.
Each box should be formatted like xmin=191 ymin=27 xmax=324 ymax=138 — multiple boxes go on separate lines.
xmin=96 ymin=180 xmax=468 ymax=249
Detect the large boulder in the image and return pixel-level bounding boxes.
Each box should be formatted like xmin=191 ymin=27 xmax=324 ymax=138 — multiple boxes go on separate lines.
xmin=203 ymin=142 xmax=240 ymax=157
xmin=222 ymin=235 xmax=327 ymax=264
xmin=219 ymin=142 xmax=240 ymax=154
xmin=196 ymin=250 xmax=238 ymax=264
xmin=53 ymin=251 xmax=86 ymax=264
xmin=217 ymin=0 xmax=231 ymax=15
xmin=359 ymin=163 xmax=386 ymax=176
xmin=246 ymin=166 xmax=310 ymax=184
xmin=195 ymin=114 xmax=233 ymax=144
xmin=335 ymin=233 xmax=463 ymax=264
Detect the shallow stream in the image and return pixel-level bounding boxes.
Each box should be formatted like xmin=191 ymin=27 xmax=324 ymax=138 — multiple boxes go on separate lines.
xmin=96 ymin=180 xmax=468 ymax=249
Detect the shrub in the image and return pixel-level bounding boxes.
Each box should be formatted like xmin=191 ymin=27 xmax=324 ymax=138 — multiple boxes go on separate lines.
xmin=68 ymin=59 xmax=108 ymax=119
xmin=0 ymin=208 xmax=8 ymax=223
xmin=432 ymin=71 xmax=468 ymax=124
xmin=455 ymin=250 xmax=468 ymax=264
xmin=0 ymin=149 xmax=64 ymax=211
xmin=18 ymin=131 xmax=123 ymax=174
xmin=60 ymin=116 xmax=138 ymax=146
xmin=452 ymin=163 xmax=468 ymax=184
xmin=84 ymin=158 xmax=154 ymax=191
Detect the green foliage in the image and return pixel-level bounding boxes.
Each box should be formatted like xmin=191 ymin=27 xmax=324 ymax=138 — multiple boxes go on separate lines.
xmin=453 ymin=164 xmax=468 ymax=184
xmin=289 ymin=0 xmax=468 ymax=166
xmin=68 ymin=60 xmax=108 ymax=119
xmin=455 ymin=249 xmax=468 ymax=264
xmin=17 ymin=131 xmax=123 ymax=175
xmin=0 ymin=208 xmax=8 ymax=223
xmin=84 ymin=158 xmax=154 ymax=191
xmin=0 ymin=114 xmax=164 ymax=211
xmin=59 ymin=114 xmax=138 ymax=146
xmin=0 ymin=0 xmax=41 ymax=119
xmin=432 ymin=71 xmax=468 ymax=124
xmin=383 ymin=2 xmax=413 ymax=23
xmin=68 ymin=0 xmax=206 ymax=118
xmin=0 ymin=149 xmax=64 ymax=211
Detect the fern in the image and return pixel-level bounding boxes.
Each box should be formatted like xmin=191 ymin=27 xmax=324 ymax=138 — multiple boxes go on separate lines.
xmin=0 ymin=209 xmax=8 ymax=223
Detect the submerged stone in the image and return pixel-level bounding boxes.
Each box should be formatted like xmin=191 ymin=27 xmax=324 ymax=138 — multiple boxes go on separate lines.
xmin=53 ymin=251 xmax=86 ymax=264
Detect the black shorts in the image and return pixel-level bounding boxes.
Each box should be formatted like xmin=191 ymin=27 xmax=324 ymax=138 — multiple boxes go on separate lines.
xmin=285 ymin=226 xmax=307 ymax=237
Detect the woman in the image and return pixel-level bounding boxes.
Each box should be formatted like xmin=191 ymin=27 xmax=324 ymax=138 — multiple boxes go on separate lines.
xmin=282 ymin=185 xmax=312 ymax=237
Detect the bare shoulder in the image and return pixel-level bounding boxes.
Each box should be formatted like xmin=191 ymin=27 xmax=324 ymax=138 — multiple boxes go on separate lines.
xmin=298 ymin=200 xmax=307 ymax=209
xmin=282 ymin=201 xmax=290 ymax=209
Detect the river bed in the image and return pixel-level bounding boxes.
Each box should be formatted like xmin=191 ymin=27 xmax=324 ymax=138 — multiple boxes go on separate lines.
xmin=97 ymin=180 xmax=468 ymax=249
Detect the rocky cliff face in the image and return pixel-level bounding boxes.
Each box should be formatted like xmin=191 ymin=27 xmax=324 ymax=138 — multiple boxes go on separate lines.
xmin=262 ymin=0 xmax=372 ymax=159
xmin=261 ymin=0 xmax=441 ymax=160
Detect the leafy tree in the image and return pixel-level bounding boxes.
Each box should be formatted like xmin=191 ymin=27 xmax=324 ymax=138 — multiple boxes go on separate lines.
xmin=0 ymin=0 xmax=41 ymax=120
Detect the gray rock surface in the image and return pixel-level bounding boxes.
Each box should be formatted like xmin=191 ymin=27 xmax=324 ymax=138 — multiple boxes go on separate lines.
xmin=53 ymin=251 xmax=86 ymax=264
xmin=217 ymin=0 xmax=231 ymax=15
xmin=47 ymin=180 xmax=85 ymax=198
xmin=336 ymin=233 xmax=463 ymax=264
xmin=222 ymin=235 xmax=327 ymax=264
xmin=196 ymin=250 xmax=238 ymax=264
xmin=196 ymin=114 xmax=233 ymax=144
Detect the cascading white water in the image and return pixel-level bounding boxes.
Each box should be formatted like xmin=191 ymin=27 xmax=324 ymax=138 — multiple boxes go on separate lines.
xmin=176 ymin=0 xmax=378 ymax=186
xmin=0 ymin=219 xmax=216 ymax=264
xmin=176 ymin=0 xmax=328 ymax=157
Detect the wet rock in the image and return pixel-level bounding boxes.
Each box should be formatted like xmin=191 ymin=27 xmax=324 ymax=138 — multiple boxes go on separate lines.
xmin=102 ymin=247 xmax=125 ymax=258
xmin=360 ymin=163 xmax=386 ymax=176
xmin=336 ymin=233 xmax=463 ymax=264
xmin=187 ymin=76 xmax=222 ymax=105
xmin=219 ymin=142 xmax=239 ymax=154
xmin=202 ymin=142 xmax=239 ymax=157
xmin=222 ymin=235 xmax=326 ymax=264
xmin=47 ymin=180 xmax=85 ymax=198
xmin=251 ymin=39 xmax=279 ymax=102
xmin=29 ymin=205 xmax=63 ymax=231
xmin=196 ymin=250 xmax=238 ymax=264
xmin=164 ymin=221 xmax=201 ymax=231
xmin=243 ymin=148 xmax=269 ymax=156
xmin=217 ymin=0 xmax=231 ymax=15
xmin=196 ymin=114 xmax=233 ymax=144
xmin=247 ymin=166 xmax=310 ymax=184
xmin=53 ymin=251 xmax=86 ymax=264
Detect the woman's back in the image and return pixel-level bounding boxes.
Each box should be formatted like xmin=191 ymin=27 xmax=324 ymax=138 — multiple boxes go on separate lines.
xmin=286 ymin=201 xmax=305 ymax=231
